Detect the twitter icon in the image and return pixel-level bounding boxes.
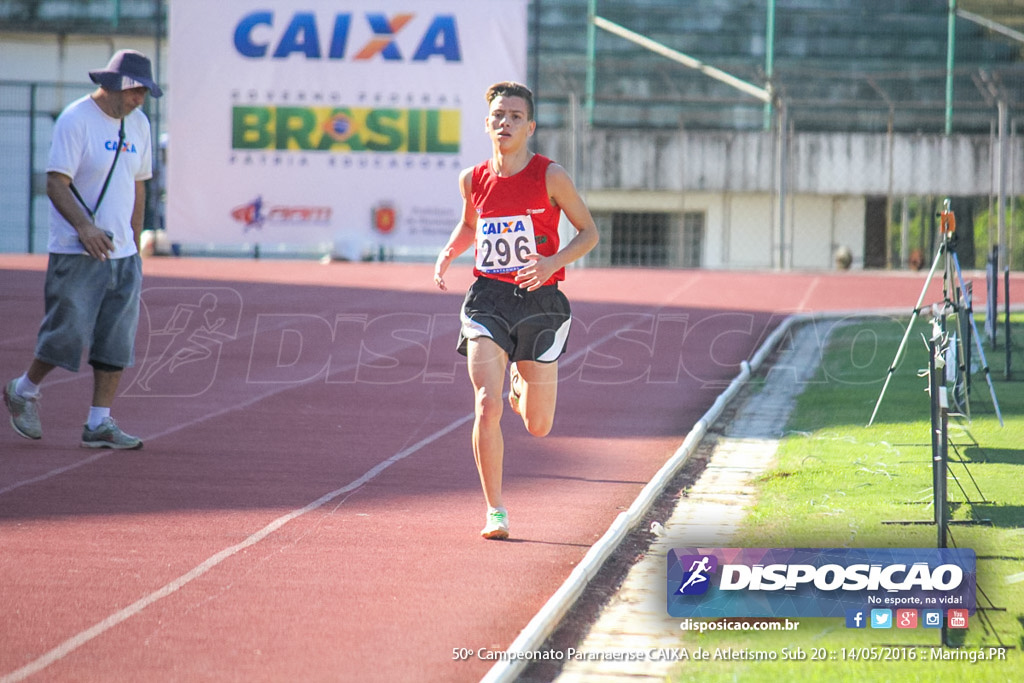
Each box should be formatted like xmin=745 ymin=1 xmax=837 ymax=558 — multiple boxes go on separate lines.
xmin=871 ymin=609 xmax=892 ymax=629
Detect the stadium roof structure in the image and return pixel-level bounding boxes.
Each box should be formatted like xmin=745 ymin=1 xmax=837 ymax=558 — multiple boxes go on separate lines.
xmin=530 ymin=0 xmax=1024 ymax=134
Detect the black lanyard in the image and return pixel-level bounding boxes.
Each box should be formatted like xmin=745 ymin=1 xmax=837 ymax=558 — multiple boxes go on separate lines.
xmin=70 ymin=117 xmax=126 ymax=220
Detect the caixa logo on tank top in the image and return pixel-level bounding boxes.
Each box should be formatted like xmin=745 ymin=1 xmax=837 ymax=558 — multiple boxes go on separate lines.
xmin=476 ymin=214 xmax=537 ymax=274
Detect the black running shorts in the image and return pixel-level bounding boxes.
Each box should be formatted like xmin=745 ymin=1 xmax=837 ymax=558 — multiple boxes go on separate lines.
xmin=457 ymin=276 xmax=571 ymax=363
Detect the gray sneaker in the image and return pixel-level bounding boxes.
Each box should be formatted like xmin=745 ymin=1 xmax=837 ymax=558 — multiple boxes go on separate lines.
xmin=81 ymin=417 xmax=143 ymax=450
xmin=3 ymin=379 xmax=42 ymax=440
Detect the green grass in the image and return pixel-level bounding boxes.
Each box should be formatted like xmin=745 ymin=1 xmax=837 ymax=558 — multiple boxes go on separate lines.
xmin=669 ymin=315 xmax=1024 ymax=683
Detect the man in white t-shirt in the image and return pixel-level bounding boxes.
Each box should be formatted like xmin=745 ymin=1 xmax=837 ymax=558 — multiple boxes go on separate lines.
xmin=3 ymin=49 xmax=162 ymax=449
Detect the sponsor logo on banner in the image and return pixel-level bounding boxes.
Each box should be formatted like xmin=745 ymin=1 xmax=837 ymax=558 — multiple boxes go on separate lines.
xmin=666 ymin=548 xmax=976 ymax=618
xmin=167 ymin=0 xmax=527 ymax=250
xmin=231 ymin=196 xmax=332 ymax=232
xmin=233 ymin=11 xmax=462 ymax=62
xmin=232 ymin=106 xmax=460 ymax=154
xmin=372 ymin=202 xmax=397 ymax=234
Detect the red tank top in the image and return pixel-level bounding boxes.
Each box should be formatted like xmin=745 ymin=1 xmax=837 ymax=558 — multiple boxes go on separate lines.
xmin=470 ymin=154 xmax=564 ymax=285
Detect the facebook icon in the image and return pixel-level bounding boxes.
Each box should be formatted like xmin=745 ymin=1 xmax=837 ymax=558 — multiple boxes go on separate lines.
xmin=845 ymin=609 xmax=867 ymax=629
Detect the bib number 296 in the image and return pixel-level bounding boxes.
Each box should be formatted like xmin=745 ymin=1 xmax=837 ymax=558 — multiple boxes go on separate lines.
xmin=476 ymin=214 xmax=538 ymax=274
xmin=480 ymin=234 xmax=532 ymax=271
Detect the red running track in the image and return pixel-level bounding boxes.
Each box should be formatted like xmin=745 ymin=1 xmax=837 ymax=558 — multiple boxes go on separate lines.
xmin=1 ymin=255 xmax=1017 ymax=682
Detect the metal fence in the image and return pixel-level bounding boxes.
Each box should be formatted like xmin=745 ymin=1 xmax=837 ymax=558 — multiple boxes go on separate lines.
xmin=0 ymin=80 xmax=164 ymax=254
xmin=1 ymin=81 xmax=97 ymax=253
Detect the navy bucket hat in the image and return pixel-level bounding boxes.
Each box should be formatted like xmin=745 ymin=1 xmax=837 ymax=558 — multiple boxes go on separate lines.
xmin=89 ymin=49 xmax=163 ymax=98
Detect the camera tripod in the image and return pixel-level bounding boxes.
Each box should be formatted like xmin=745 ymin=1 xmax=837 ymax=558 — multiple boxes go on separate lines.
xmin=868 ymin=200 xmax=1002 ymax=428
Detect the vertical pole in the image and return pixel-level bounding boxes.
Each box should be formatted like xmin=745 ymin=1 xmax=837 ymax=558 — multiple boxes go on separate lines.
xmin=997 ymin=99 xmax=1008 ymax=272
xmin=886 ymin=112 xmax=895 ymax=267
xmin=901 ymin=197 xmax=910 ymax=269
xmin=774 ymin=99 xmax=788 ymax=269
xmin=27 ymin=82 xmax=37 ymax=254
xmin=1006 ymin=267 xmax=1012 ymax=380
xmin=152 ymin=0 xmax=163 ymax=233
xmin=938 ymin=383 xmax=950 ymax=648
xmin=762 ymin=0 xmax=775 ymax=131
xmin=585 ymin=0 xmax=597 ymax=125
xmin=938 ymin=386 xmax=948 ymax=550
xmin=929 ymin=335 xmax=942 ymax=527
xmin=945 ymin=0 xmax=956 ymax=135
xmin=530 ymin=0 xmax=542 ymax=93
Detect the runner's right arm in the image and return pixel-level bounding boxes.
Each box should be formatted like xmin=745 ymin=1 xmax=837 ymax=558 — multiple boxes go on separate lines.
xmin=433 ymin=168 xmax=478 ymax=292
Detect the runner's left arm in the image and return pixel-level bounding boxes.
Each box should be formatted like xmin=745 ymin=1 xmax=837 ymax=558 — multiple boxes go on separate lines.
xmin=514 ymin=163 xmax=599 ymax=291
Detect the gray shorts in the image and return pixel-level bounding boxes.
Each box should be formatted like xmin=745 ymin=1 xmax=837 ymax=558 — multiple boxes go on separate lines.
xmin=457 ymin=276 xmax=572 ymax=363
xmin=35 ymin=253 xmax=142 ymax=372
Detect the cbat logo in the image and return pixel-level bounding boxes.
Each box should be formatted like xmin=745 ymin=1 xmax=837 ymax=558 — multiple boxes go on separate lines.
xmin=234 ymin=11 xmax=461 ymax=62
xmin=373 ymin=202 xmax=396 ymax=234
xmin=480 ymin=220 xmax=527 ymax=235
xmin=231 ymin=196 xmax=332 ymax=232
xmin=675 ymin=554 xmax=718 ymax=596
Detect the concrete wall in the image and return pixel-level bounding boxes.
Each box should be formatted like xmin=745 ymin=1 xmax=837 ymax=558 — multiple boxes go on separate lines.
xmin=536 ymin=127 xmax=1021 ymax=270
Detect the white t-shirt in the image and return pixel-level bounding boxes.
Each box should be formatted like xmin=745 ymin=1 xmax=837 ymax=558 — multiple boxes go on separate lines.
xmin=46 ymin=95 xmax=153 ymax=258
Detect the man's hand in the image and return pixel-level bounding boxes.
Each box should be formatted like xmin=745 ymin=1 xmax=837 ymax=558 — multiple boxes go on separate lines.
xmin=77 ymin=225 xmax=115 ymax=261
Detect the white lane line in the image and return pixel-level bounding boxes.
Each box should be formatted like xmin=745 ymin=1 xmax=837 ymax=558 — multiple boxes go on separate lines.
xmin=0 ymin=411 xmax=473 ymax=683
xmin=0 ymin=322 xmax=632 ymax=682
xmin=0 ymin=308 xmax=446 ymax=497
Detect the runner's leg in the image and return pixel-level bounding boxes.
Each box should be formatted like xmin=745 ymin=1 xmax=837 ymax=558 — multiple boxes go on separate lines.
xmin=513 ymin=359 xmax=558 ymax=437
xmin=467 ymin=338 xmax=509 ymax=509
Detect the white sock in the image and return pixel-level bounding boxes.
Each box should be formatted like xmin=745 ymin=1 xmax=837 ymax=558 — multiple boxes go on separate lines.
xmin=15 ymin=374 xmax=40 ymax=399
xmin=87 ymin=407 xmax=111 ymax=430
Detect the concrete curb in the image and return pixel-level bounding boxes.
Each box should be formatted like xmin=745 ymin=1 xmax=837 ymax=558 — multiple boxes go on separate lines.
xmin=480 ymin=312 xmax=822 ymax=683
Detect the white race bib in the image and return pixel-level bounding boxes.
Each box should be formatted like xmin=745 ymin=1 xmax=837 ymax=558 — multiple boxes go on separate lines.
xmin=475 ymin=214 xmax=537 ymax=274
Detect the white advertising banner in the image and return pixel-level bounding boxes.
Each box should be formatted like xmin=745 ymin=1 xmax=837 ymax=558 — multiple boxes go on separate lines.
xmin=167 ymin=0 xmax=527 ymax=258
